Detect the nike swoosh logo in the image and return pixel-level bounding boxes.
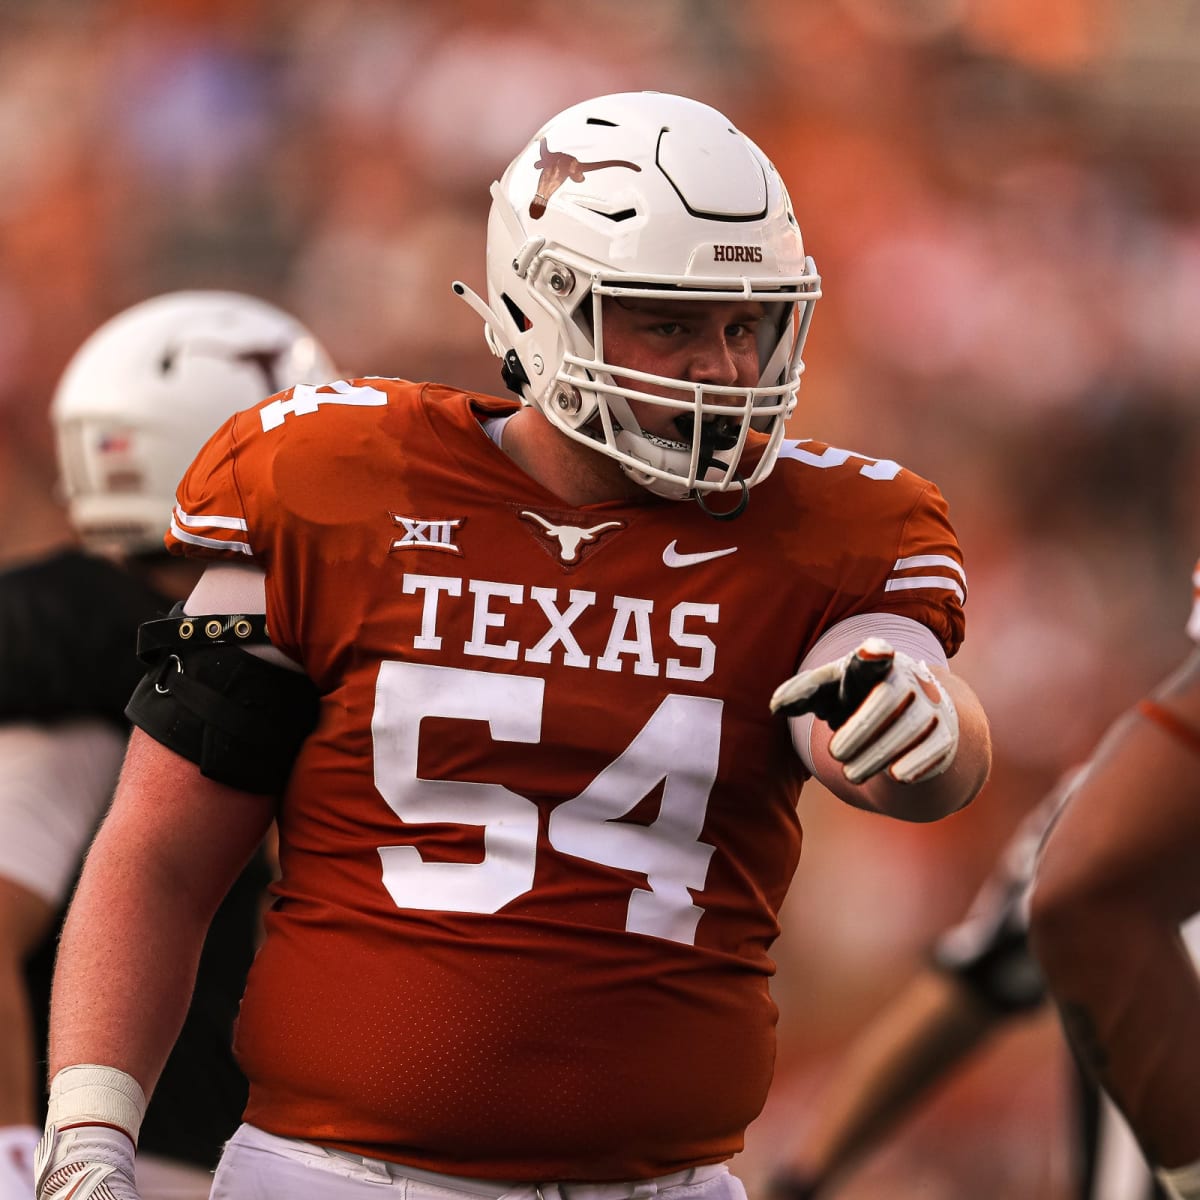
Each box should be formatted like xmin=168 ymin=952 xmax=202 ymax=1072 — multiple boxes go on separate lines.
xmin=662 ymin=540 xmax=738 ymax=568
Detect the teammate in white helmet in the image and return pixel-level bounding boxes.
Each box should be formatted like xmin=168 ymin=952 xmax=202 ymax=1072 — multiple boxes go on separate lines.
xmin=40 ymin=93 xmax=991 ymax=1200
xmin=0 ymin=291 xmax=335 ymax=1200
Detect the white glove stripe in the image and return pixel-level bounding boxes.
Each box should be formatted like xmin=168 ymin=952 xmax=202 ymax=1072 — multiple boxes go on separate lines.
xmin=828 ymin=681 xmax=914 ymax=761
xmin=892 ymin=742 xmax=956 ymax=784
xmin=888 ymin=723 xmax=957 ymax=783
xmin=841 ymin=703 xmax=933 ymax=783
xmin=828 ymin=652 xmax=958 ymax=785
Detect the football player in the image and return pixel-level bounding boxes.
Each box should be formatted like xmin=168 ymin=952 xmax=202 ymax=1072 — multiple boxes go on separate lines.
xmin=766 ymin=763 xmax=1200 ymax=1200
xmin=0 ymin=291 xmax=335 ymax=1199
xmin=38 ymin=92 xmax=991 ymax=1200
xmin=1030 ymin=558 xmax=1200 ymax=1200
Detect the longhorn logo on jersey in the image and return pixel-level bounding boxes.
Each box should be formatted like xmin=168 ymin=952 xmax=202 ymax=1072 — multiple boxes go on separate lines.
xmin=519 ymin=510 xmax=623 ymax=564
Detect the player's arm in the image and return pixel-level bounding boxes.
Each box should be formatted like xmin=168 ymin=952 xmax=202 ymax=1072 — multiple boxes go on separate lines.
xmin=40 ymin=564 xmax=317 ymax=1200
xmin=767 ymin=969 xmax=999 ymax=1200
xmin=772 ymin=617 xmax=991 ymax=821
xmin=48 ymin=729 xmax=274 ymax=1089
xmin=41 ymin=731 xmax=274 ymax=1199
xmin=1029 ymin=647 xmax=1200 ymax=1190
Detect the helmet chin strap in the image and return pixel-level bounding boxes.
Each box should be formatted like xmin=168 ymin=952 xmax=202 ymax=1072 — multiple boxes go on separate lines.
xmin=611 ymin=422 xmax=750 ymax=518
xmin=599 ymin=391 xmax=751 ymax=516
xmin=694 ymin=477 xmax=748 ymax=520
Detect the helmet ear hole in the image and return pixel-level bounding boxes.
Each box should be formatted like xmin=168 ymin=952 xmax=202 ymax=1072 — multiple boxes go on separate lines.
xmin=501 ymin=293 xmax=531 ymax=332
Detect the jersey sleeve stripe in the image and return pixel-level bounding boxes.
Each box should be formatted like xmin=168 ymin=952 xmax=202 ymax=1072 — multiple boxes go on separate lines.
xmin=894 ymin=553 xmax=966 ymax=585
xmin=173 ymin=506 xmax=249 ymax=532
xmin=884 ymin=574 xmax=965 ymax=605
xmin=170 ymin=507 xmax=252 ymax=554
xmin=169 ymin=520 xmax=253 ymax=554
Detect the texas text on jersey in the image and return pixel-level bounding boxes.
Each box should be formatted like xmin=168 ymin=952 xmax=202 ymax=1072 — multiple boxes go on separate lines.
xmin=161 ymin=377 xmax=967 ymax=1180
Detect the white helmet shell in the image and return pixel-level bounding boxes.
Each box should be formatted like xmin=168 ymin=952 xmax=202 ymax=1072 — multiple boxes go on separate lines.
xmin=52 ymin=290 xmax=337 ymax=556
xmin=455 ymin=91 xmax=820 ymax=502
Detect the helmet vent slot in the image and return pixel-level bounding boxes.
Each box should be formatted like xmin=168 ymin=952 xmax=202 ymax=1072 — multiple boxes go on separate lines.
xmin=579 ymin=205 xmax=638 ymax=223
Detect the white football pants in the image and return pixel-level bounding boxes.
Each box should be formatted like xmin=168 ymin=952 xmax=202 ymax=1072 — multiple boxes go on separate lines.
xmin=209 ymin=1125 xmax=746 ymax=1200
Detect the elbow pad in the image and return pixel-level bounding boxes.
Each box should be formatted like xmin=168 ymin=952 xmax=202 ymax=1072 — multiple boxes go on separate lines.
xmin=125 ymin=610 xmax=319 ymax=794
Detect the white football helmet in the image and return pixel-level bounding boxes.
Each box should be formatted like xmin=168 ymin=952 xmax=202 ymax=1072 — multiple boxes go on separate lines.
xmin=52 ymin=290 xmax=337 ymax=556
xmin=454 ymin=90 xmax=820 ymax=507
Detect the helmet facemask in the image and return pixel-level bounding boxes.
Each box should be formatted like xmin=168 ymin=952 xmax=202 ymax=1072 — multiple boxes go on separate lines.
xmin=561 ymin=278 xmax=813 ymax=502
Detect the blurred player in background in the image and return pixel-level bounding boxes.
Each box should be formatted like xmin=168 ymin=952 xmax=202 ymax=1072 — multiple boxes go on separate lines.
xmin=0 ymin=290 xmax=335 ymax=1198
xmin=1031 ymin=559 xmax=1200 ymax=1200
xmin=765 ymin=762 xmax=1198 ymax=1200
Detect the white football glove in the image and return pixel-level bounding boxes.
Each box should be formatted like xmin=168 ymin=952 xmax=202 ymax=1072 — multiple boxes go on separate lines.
xmin=36 ymin=1066 xmax=144 ymax=1200
xmin=770 ymin=637 xmax=959 ymax=785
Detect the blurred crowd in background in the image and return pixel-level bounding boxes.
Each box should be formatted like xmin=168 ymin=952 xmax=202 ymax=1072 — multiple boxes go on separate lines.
xmin=1 ymin=0 xmax=1198 ymax=1196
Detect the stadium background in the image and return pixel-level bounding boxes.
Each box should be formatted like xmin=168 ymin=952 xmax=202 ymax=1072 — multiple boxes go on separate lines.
xmin=1 ymin=1 xmax=1197 ymax=1195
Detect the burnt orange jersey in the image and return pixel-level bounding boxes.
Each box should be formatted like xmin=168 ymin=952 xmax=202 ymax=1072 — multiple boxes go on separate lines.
xmin=166 ymin=379 xmax=967 ymax=1180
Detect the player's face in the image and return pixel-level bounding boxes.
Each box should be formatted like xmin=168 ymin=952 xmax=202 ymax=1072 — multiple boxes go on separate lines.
xmin=600 ymin=296 xmax=765 ymax=442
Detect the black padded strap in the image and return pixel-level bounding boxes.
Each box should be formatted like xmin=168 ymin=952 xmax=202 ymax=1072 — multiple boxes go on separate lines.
xmin=137 ymin=607 xmax=272 ymax=663
xmin=150 ymin=662 xmax=289 ymax=745
xmin=126 ymin=641 xmax=319 ymax=794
